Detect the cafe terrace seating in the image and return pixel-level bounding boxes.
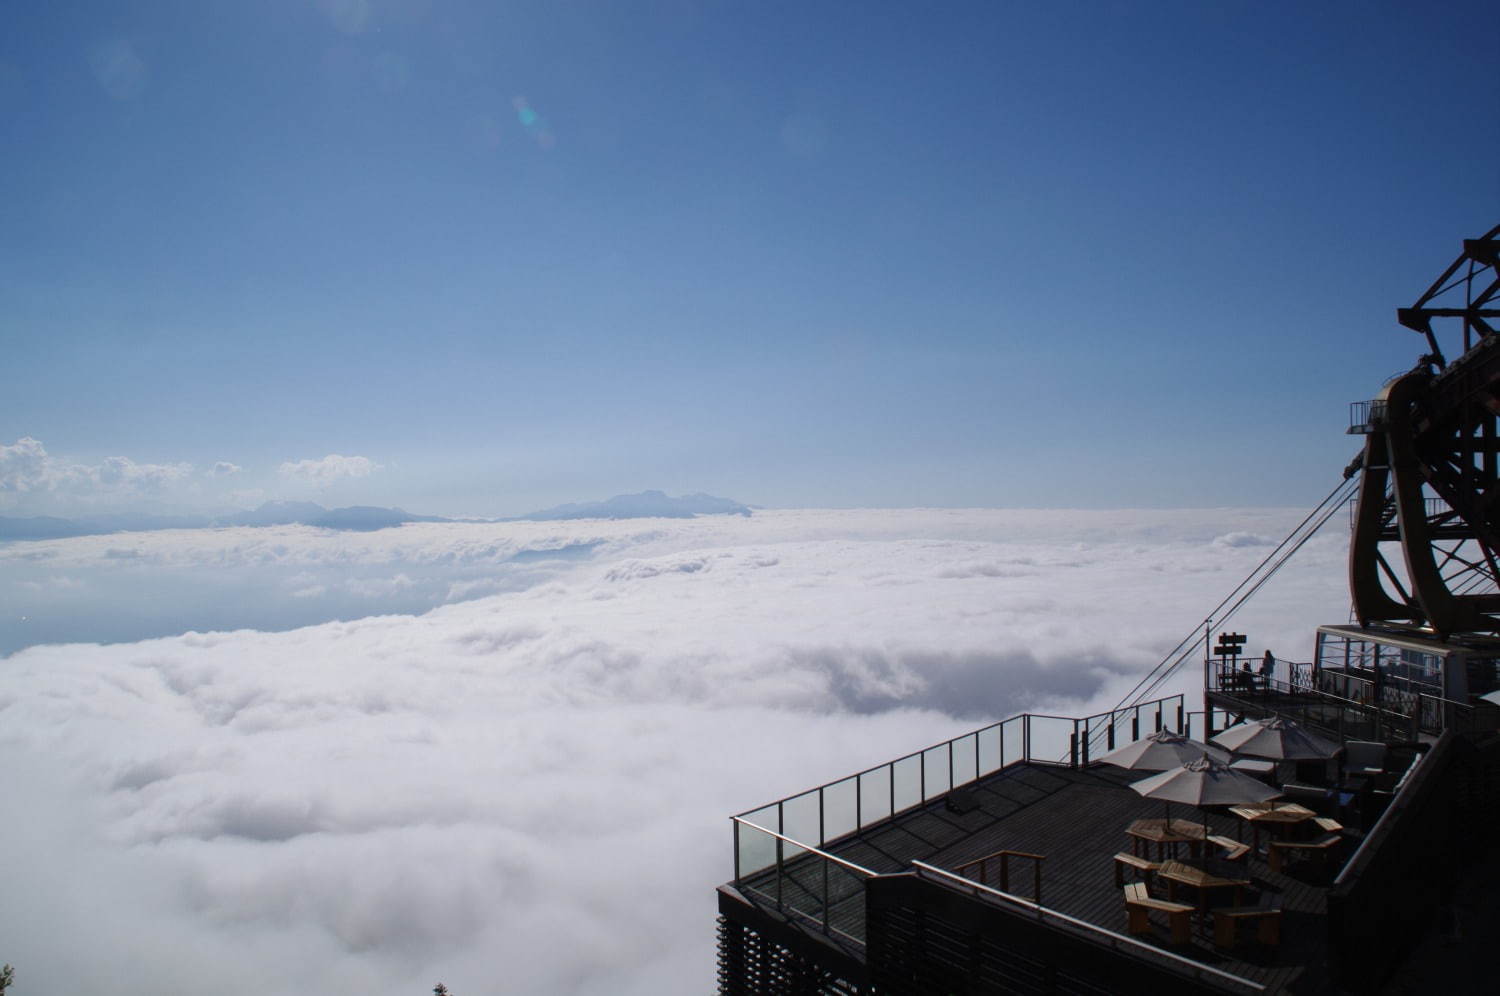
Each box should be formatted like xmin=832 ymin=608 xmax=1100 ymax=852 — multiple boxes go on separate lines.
xmin=1122 ymin=881 xmax=1195 ymax=945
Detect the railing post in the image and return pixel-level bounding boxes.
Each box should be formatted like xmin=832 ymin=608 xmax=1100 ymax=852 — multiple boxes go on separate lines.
xmin=856 ymin=773 xmax=862 ymax=832
xmin=822 ymin=856 xmax=830 ymax=933
xmin=1034 ymin=860 xmax=1042 ymax=907
xmin=733 ymin=819 xmax=741 ymax=883
xmin=975 ymin=730 xmax=981 ymax=780
xmin=1132 ymin=712 xmax=1140 ymax=741
xmin=1107 ymin=717 xmax=1116 ymax=750
xmin=819 ymin=788 xmax=825 ymax=847
xmin=776 ymin=835 xmax=784 ymax=908
xmin=920 ymin=753 xmax=926 ymax=802
xmin=999 ymin=852 xmax=1010 ymax=893
xmin=1069 ymin=730 xmax=1078 ymax=769
xmin=1024 ymin=715 xmax=1031 ymax=761
xmin=889 ymin=763 xmax=895 ymax=818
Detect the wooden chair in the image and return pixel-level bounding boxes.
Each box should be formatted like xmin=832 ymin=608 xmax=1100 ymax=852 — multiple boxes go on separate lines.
xmin=1114 ymin=852 xmax=1161 ymax=887
xmin=1123 ymin=882 xmax=1195 ymax=944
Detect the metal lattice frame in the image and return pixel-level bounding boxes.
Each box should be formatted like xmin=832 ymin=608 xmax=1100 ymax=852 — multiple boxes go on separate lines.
xmin=1350 ymin=224 xmax=1500 ymax=637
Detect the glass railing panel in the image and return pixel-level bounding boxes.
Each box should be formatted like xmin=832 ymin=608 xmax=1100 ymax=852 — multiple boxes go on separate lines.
xmin=1082 ymin=714 xmax=1105 ymax=760
xmin=742 ymin=804 xmax=779 ymax=833
xmin=978 ymin=724 xmax=1002 ymax=775
xmin=1026 ymin=715 xmax=1072 ymax=763
xmin=1002 ymin=715 xmax=1024 ymax=764
xmin=951 ymin=732 xmax=978 ymax=786
xmin=892 ymin=754 xmax=921 ymax=813
xmin=859 ymin=766 xmax=892 ymax=825
xmin=735 ymin=818 xmax=778 ymax=879
xmin=781 ymin=789 xmax=821 ymax=848
xmin=922 ymin=745 xmax=951 ymax=800
xmin=821 ymin=776 xmax=858 ymax=842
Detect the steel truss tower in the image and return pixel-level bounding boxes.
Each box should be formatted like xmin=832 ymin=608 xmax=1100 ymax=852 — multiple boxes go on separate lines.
xmin=1349 ymin=224 xmax=1500 ymax=638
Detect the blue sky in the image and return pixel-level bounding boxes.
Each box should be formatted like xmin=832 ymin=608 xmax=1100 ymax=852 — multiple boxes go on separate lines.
xmin=3 ymin=0 xmax=1497 ymax=516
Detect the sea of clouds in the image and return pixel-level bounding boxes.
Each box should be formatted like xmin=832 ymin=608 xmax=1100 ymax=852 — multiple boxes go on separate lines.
xmin=0 ymin=508 xmax=1351 ymax=993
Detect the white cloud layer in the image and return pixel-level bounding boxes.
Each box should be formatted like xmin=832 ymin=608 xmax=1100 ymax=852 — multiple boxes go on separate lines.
xmin=0 ymin=508 xmax=1351 ymax=993
xmin=277 ymin=453 xmax=381 ymax=487
xmin=0 ymin=436 xmax=191 ymax=507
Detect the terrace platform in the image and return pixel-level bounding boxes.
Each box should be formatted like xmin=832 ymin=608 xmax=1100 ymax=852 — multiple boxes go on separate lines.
xmin=732 ymin=760 xmax=1345 ymax=993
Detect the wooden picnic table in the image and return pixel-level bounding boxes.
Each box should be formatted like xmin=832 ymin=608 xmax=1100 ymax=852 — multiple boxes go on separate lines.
xmin=1126 ymin=818 xmax=1207 ymax=861
xmin=1157 ymin=859 xmax=1251 ymax=913
xmin=1228 ymin=801 xmax=1317 ymax=852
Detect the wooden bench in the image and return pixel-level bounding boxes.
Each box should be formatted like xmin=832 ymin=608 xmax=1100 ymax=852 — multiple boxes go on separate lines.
xmin=1208 ymin=834 xmax=1251 ymax=862
xmin=1211 ymin=904 xmax=1282 ymax=949
xmin=1313 ymin=816 xmax=1344 ymax=834
xmin=1123 ymin=882 xmax=1195 ymax=944
xmin=1268 ymin=832 xmax=1341 ymax=873
xmin=1114 ymin=852 xmax=1161 ymax=888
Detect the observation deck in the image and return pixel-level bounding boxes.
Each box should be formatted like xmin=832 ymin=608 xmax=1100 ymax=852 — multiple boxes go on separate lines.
xmin=716 ymin=691 xmax=1459 ymax=994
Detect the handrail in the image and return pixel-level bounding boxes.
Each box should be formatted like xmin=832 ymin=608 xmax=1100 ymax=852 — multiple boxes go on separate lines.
xmin=731 ymin=817 xmax=875 ymax=948
xmin=1212 ymin=669 xmax=1478 ymax=736
xmin=910 ymin=861 xmax=1265 ymax=993
xmin=956 ymin=848 xmax=1044 ymax=904
xmin=962 ymin=848 xmax=1046 ymax=863
xmin=731 ymin=818 xmax=876 ymax=879
xmin=1214 ymin=672 xmax=1409 ymax=718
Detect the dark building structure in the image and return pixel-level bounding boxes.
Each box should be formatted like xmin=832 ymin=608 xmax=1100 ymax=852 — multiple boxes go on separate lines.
xmin=715 ymin=226 xmax=1500 ymax=994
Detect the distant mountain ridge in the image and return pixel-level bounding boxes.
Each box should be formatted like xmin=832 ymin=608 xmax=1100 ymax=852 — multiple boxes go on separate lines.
xmin=0 ymin=502 xmax=449 ymax=540
xmin=514 ymin=490 xmax=752 ymax=521
xmin=0 ymin=491 xmax=751 ymax=540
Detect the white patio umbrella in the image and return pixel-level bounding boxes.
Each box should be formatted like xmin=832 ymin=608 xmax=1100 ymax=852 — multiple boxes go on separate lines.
xmin=1130 ymin=754 xmax=1282 ymax=843
xmin=1210 ymin=715 xmax=1340 ymax=761
xmin=1098 ymin=730 xmax=1229 ymax=821
xmin=1097 ymin=729 xmax=1230 ymax=771
xmin=1480 ymin=689 xmax=1500 ymax=706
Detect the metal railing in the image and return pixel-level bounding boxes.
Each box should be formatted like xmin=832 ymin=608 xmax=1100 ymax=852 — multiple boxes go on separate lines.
xmin=1208 ymin=666 xmax=1479 ymax=739
xmin=1074 ymin=695 xmax=1188 ymax=763
xmin=911 ymin=862 xmax=1265 ymax=994
xmin=1348 ymin=399 xmax=1388 ymax=433
xmin=731 ymin=693 xmax=1186 ymax=858
xmin=731 ymin=819 xmax=874 ymax=947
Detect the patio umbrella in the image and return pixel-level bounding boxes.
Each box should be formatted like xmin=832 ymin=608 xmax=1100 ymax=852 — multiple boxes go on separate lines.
xmin=1210 ymin=715 xmax=1340 ymax=761
xmin=1096 ymin=729 xmax=1230 ymax=771
xmin=1480 ymin=689 xmax=1500 ymax=706
xmin=1097 ymin=730 xmax=1229 ymax=821
xmin=1131 ymin=754 xmax=1282 ymax=843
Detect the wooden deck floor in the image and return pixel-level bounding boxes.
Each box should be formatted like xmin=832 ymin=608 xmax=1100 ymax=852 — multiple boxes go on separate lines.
xmin=739 ymin=761 xmax=1340 ymax=992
